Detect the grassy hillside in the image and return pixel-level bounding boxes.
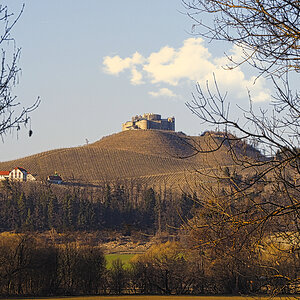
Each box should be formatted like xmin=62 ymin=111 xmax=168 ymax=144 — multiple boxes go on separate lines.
xmin=0 ymin=130 xmax=255 ymax=187
xmin=91 ymin=130 xmax=196 ymax=158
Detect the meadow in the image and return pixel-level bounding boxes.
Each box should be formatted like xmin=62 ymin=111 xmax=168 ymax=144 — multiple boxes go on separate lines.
xmin=105 ymin=253 xmax=136 ymax=269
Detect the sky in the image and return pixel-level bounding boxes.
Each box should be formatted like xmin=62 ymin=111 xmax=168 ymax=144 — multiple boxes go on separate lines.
xmin=1 ymin=1 xmax=274 ymax=162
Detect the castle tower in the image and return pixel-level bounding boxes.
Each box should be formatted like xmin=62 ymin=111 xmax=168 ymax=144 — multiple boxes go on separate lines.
xmin=122 ymin=113 xmax=175 ymax=131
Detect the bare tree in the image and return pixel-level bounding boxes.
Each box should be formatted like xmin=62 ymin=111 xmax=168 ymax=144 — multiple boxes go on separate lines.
xmin=0 ymin=4 xmax=39 ymax=140
xmin=182 ymin=0 xmax=300 ymax=217
xmin=181 ymin=1 xmax=300 ymax=178
xmin=182 ymin=0 xmax=300 ymax=295
xmin=183 ymin=0 xmax=300 ymax=76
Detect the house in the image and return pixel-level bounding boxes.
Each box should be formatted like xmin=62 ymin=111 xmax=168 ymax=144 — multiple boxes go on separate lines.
xmin=26 ymin=173 xmax=36 ymax=181
xmin=47 ymin=173 xmax=63 ymax=184
xmin=0 ymin=171 xmax=10 ymax=181
xmin=0 ymin=167 xmax=36 ymax=182
xmin=9 ymin=167 xmax=28 ymax=181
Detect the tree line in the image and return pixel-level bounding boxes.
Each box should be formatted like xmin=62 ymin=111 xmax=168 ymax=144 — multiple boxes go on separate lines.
xmin=1 ymin=233 xmax=298 ymax=297
xmin=0 ymin=180 xmax=195 ymax=234
xmin=0 ymin=234 xmax=222 ymax=296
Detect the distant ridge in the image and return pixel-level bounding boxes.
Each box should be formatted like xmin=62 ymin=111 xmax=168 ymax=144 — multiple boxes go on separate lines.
xmin=0 ymin=130 xmax=260 ymax=187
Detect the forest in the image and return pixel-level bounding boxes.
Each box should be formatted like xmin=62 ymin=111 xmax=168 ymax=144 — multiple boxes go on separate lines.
xmin=0 ymin=172 xmax=299 ymax=297
xmin=0 ymin=180 xmax=195 ymax=234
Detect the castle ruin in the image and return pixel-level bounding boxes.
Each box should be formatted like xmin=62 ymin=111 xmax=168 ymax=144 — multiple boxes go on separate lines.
xmin=122 ymin=113 xmax=175 ymax=131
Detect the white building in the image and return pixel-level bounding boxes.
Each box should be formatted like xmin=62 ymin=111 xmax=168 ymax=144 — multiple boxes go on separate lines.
xmin=0 ymin=167 xmax=35 ymax=182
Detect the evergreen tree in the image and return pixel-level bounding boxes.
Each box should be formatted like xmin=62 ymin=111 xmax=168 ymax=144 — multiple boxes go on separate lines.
xmin=17 ymin=192 xmax=27 ymax=228
xmin=143 ymin=188 xmax=156 ymax=230
xmin=24 ymin=209 xmax=34 ymax=231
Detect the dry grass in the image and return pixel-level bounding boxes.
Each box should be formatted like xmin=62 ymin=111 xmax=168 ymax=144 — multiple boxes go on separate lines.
xmin=0 ymin=130 xmax=249 ymax=188
xmin=2 ymin=295 xmax=296 ymax=300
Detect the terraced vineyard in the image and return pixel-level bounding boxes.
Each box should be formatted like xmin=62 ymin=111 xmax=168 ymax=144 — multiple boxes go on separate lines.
xmin=0 ymin=130 xmax=256 ymax=187
xmin=91 ymin=130 xmax=197 ymax=158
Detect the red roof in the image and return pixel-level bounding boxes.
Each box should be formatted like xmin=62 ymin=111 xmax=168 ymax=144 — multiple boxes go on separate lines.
xmin=14 ymin=167 xmax=27 ymax=172
xmin=0 ymin=171 xmax=10 ymax=176
xmin=0 ymin=167 xmax=28 ymax=176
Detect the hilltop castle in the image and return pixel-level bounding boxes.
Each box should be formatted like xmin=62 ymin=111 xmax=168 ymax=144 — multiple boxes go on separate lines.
xmin=122 ymin=113 xmax=175 ymax=131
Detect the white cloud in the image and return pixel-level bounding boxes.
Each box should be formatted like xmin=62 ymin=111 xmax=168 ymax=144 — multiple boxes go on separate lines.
xmin=149 ymin=88 xmax=177 ymax=98
xmin=245 ymin=76 xmax=270 ymax=102
xmin=144 ymin=38 xmax=213 ymax=85
xmin=103 ymin=52 xmax=144 ymax=75
xmin=102 ymin=38 xmax=271 ymax=102
xmin=130 ymin=67 xmax=144 ymax=85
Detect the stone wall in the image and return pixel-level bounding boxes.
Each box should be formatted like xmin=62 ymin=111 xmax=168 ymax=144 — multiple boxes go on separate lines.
xmin=122 ymin=113 xmax=175 ymax=131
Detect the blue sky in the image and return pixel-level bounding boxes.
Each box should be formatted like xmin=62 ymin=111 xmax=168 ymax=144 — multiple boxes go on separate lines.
xmin=1 ymin=1 xmax=273 ymax=162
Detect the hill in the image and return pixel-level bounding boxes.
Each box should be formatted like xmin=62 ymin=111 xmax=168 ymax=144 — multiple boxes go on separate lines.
xmin=91 ymin=130 xmax=196 ymax=158
xmin=0 ymin=130 xmax=259 ymax=187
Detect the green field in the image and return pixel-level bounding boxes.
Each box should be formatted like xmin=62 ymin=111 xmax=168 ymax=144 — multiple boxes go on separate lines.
xmin=105 ymin=253 xmax=136 ymax=269
xmin=3 ymin=295 xmax=297 ymax=300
